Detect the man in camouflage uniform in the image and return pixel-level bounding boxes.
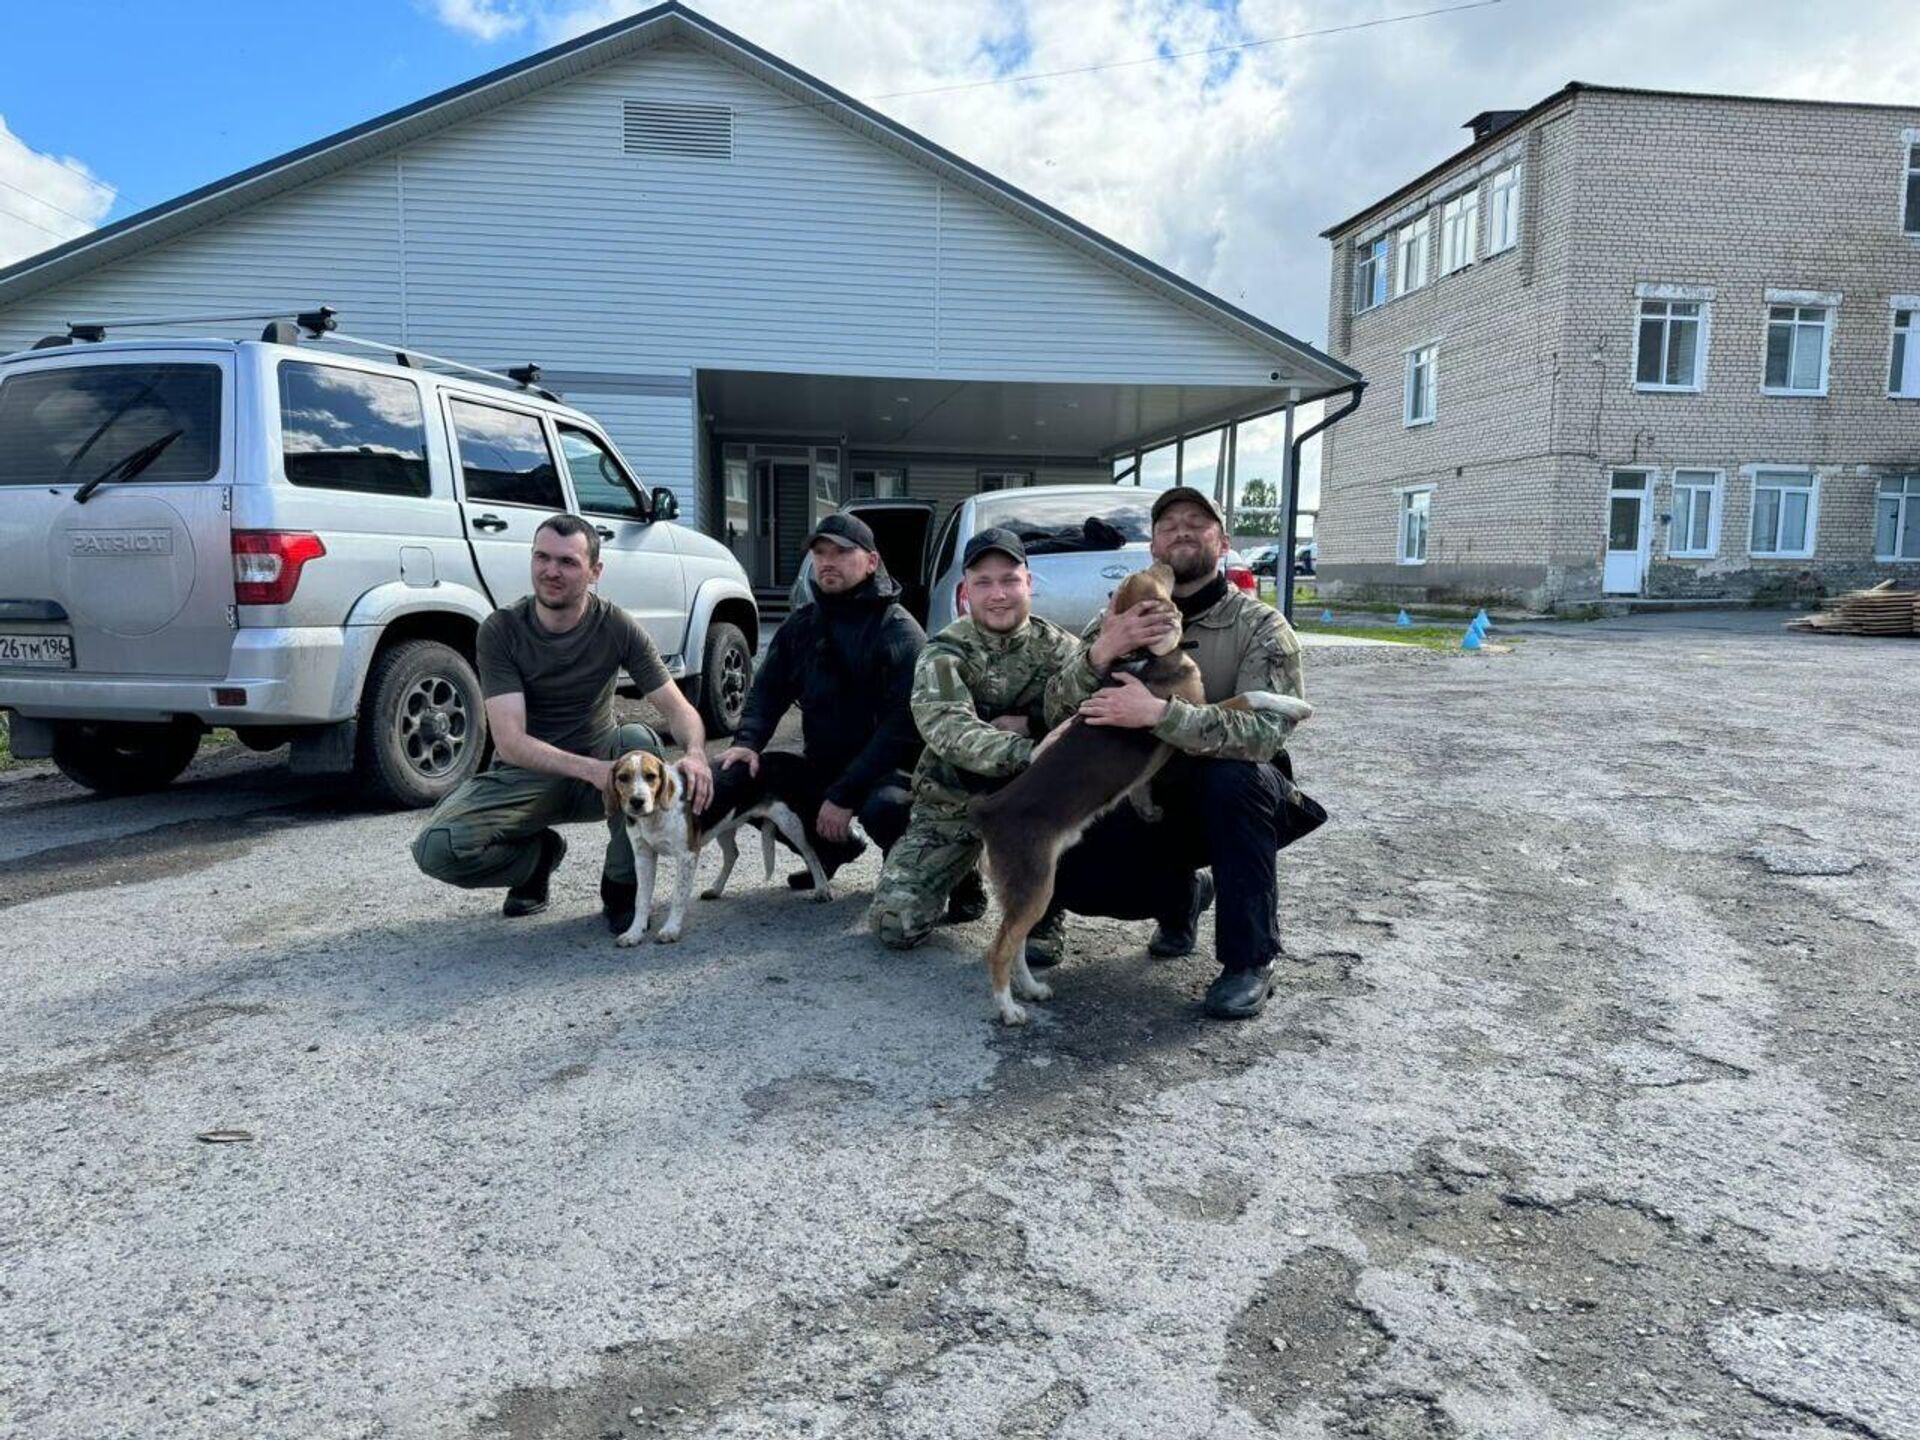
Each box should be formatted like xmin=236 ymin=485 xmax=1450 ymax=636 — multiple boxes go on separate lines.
xmin=868 ymin=528 xmax=1082 ymax=957
xmin=1047 ymin=486 xmax=1318 ymax=1019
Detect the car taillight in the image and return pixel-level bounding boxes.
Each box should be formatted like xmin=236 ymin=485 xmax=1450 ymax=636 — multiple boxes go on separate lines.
xmin=955 ymin=580 xmax=970 ymax=616
xmin=1226 ymin=565 xmax=1256 ymax=592
xmin=232 ymin=531 xmax=326 ymax=605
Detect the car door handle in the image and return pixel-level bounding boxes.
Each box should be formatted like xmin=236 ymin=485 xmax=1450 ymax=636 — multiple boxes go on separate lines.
xmin=594 ymin=525 xmax=616 ymax=540
xmin=472 ymin=513 xmax=508 ymax=533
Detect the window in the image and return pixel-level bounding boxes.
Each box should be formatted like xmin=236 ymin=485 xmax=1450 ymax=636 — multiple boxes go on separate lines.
xmin=852 ymin=467 xmax=904 ymax=499
xmin=1890 ymin=307 xmax=1920 ymax=397
xmin=1635 ymin=300 xmax=1706 ymax=390
xmin=930 ymin=506 xmax=962 ymax=578
xmin=1404 ymin=344 xmax=1437 ymax=426
xmin=1876 ymin=476 xmax=1920 ymax=560
xmin=975 ymin=488 xmax=1152 ymax=551
xmin=1749 ymin=469 xmax=1818 ymax=557
xmin=557 ymin=425 xmax=645 ymax=519
xmin=1440 ymin=189 xmax=1478 ymax=274
xmin=1763 ymin=305 xmax=1832 ymax=394
xmin=449 ymin=399 xmax=563 ymax=509
xmin=277 ymin=362 xmax=428 ymax=497
xmin=1669 ymin=469 xmax=1720 ymax=556
xmin=1399 ymin=489 xmax=1431 ymax=564
xmin=1488 ymin=165 xmax=1520 ymax=253
xmin=1354 ymin=236 xmax=1389 ymax=312
xmin=1394 ymin=214 xmax=1430 ymax=295
xmin=978 ymin=470 xmax=1032 ymax=491
xmin=1906 ymin=142 xmax=1920 ymax=235
xmin=0 ymin=363 xmax=221 ymax=487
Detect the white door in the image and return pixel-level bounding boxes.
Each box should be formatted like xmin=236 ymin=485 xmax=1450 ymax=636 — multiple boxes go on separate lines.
xmin=1603 ymin=470 xmax=1651 ymax=594
xmin=554 ymin=422 xmax=687 ymax=661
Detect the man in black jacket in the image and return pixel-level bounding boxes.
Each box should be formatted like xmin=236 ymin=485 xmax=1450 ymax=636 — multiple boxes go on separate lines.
xmin=712 ymin=513 xmax=927 ymax=889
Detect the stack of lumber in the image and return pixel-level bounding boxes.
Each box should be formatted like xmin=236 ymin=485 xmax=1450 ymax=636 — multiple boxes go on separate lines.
xmin=1786 ymin=580 xmax=1918 ymax=636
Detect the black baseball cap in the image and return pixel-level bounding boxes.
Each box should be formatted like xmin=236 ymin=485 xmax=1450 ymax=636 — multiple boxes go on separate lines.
xmin=962 ymin=527 xmax=1027 ymax=569
xmin=805 ymin=512 xmax=877 ymax=553
xmin=1150 ymin=486 xmax=1227 ymax=528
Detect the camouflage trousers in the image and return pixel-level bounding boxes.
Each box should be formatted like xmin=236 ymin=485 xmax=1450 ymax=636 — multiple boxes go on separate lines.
xmin=867 ymin=801 xmax=1065 ymax=957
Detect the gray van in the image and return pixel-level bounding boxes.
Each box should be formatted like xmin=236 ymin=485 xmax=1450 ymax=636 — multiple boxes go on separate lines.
xmin=0 ymin=323 xmax=757 ymax=805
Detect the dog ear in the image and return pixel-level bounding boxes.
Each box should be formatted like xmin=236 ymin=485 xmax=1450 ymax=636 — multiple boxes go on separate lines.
xmin=603 ymin=759 xmax=627 ymax=820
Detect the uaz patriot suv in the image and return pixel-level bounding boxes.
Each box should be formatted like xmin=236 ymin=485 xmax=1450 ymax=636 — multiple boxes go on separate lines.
xmin=0 ymin=316 xmax=757 ymax=805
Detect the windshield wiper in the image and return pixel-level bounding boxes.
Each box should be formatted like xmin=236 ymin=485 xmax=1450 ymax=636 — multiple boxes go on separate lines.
xmin=73 ymin=429 xmax=184 ymax=504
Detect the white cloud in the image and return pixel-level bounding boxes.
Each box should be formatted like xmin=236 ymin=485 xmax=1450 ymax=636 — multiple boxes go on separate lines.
xmin=0 ymin=114 xmax=116 ymax=269
xmin=429 ymin=0 xmax=530 ymax=43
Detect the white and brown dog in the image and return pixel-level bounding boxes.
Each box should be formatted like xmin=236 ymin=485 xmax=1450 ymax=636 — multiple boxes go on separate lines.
xmin=604 ymin=750 xmax=832 ymax=945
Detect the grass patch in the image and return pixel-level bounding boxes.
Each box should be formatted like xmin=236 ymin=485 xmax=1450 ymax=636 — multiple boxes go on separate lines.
xmin=1297 ymin=620 xmax=1470 ymax=651
xmin=0 ymin=715 xmax=13 ymax=771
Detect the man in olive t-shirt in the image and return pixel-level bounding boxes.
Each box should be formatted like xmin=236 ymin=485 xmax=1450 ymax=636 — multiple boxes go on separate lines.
xmin=411 ymin=514 xmax=714 ymax=931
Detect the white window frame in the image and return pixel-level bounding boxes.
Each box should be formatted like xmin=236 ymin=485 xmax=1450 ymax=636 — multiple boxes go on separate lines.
xmin=1889 ymin=296 xmax=1920 ymax=398
xmin=1488 ymin=165 xmax=1521 ymax=254
xmin=1394 ymin=213 xmax=1430 ymax=296
xmin=1875 ymin=475 xmax=1920 ymax=562
xmin=1397 ymin=486 xmax=1432 ymax=565
xmin=1633 ymin=295 xmax=1710 ymax=393
xmin=1904 ymin=132 xmax=1920 ymax=237
xmin=1354 ymin=235 xmax=1389 ymax=313
xmin=1761 ymin=290 xmax=1838 ymax=396
xmin=1404 ymin=342 xmax=1438 ymax=427
xmin=1440 ymin=189 xmax=1478 ymax=275
xmin=1746 ymin=466 xmax=1819 ymax=559
xmin=977 ymin=470 xmax=1032 ymax=491
xmin=1667 ymin=467 xmax=1722 ymax=558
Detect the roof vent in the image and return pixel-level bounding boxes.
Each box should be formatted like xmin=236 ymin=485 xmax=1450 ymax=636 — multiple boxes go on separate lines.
xmin=1464 ymin=109 xmax=1525 ymax=143
xmin=622 ymin=100 xmax=733 ymax=160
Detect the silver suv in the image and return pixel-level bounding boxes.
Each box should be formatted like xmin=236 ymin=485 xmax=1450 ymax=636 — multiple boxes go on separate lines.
xmin=0 ymin=320 xmax=757 ymax=805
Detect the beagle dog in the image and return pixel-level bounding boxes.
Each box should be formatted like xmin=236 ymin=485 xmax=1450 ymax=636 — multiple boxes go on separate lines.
xmin=604 ymin=750 xmax=831 ymax=946
xmin=969 ymin=562 xmax=1313 ymax=1024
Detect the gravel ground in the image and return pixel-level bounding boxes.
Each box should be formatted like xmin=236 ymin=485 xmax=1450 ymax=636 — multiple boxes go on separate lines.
xmin=1 ymin=612 xmax=1916 ymax=1440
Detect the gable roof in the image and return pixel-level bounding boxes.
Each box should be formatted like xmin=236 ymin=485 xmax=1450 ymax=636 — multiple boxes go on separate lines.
xmin=0 ymin=2 xmax=1357 ymax=396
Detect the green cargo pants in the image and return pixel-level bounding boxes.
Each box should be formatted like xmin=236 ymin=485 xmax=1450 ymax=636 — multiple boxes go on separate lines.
xmin=411 ymin=722 xmax=662 ymax=891
xmin=867 ymin=801 xmax=1064 ymax=957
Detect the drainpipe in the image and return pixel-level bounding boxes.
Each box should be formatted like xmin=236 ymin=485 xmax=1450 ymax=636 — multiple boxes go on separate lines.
xmin=1282 ymin=380 xmax=1367 ymax=624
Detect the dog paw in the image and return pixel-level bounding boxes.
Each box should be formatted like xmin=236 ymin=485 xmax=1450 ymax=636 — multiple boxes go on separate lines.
xmin=995 ymin=996 xmax=1030 ymax=1026
xmin=1015 ymin=977 xmax=1054 ymax=1002
xmin=654 ymin=927 xmax=682 ymax=944
xmin=809 ymin=887 xmax=833 ymax=904
xmin=615 ymin=929 xmax=648 ymax=948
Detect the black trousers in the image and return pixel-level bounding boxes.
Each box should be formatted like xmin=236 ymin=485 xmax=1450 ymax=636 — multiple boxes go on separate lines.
xmin=709 ymin=750 xmax=912 ymax=867
xmin=1052 ymin=755 xmax=1305 ymax=973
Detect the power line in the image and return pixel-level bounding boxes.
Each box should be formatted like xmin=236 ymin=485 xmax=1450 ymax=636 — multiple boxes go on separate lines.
xmin=737 ymin=0 xmax=1507 ymax=113
xmin=0 ymin=201 xmax=72 ymax=241
xmin=0 ymin=175 xmax=103 ymax=228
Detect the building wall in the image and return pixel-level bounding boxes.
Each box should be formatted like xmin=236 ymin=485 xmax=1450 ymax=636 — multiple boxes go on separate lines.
xmin=0 ymin=38 xmax=1294 ymax=533
xmin=1319 ymin=88 xmax=1920 ymax=607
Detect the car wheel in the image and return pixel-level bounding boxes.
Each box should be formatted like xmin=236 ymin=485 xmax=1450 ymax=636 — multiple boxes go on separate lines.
xmin=50 ymin=719 xmax=202 ymax=796
xmin=356 ymin=639 xmax=487 ymax=808
xmin=696 ymin=622 xmax=752 ymax=737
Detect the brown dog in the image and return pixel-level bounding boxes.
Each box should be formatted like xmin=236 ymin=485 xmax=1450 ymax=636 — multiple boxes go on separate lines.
xmin=969 ymin=563 xmax=1312 ymax=1024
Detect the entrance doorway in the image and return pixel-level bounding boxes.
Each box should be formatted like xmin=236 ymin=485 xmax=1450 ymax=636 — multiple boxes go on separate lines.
xmin=718 ymin=442 xmax=841 ymax=589
xmin=1604 ymin=469 xmax=1652 ymax=594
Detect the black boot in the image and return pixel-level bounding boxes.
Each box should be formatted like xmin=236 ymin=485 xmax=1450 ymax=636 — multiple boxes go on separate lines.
xmin=601 ymin=872 xmax=638 ymax=933
xmin=503 ymin=831 xmax=567 ymax=918
xmin=1148 ymin=871 xmax=1215 ymax=958
xmin=943 ymin=869 xmax=989 ymax=924
xmin=1203 ymin=961 xmax=1277 ymax=1020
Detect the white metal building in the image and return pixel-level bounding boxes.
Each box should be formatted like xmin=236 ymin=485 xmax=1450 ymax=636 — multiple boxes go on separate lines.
xmin=0 ymin=2 xmax=1357 ymax=608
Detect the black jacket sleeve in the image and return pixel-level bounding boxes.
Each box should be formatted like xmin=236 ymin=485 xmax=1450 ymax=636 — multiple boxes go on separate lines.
xmin=825 ymin=608 xmax=926 ymax=807
xmin=732 ymin=612 xmax=802 ymax=754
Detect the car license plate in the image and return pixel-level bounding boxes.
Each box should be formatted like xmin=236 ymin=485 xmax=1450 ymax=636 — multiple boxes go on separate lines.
xmin=0 ymin=633 xmax=74 ymax=669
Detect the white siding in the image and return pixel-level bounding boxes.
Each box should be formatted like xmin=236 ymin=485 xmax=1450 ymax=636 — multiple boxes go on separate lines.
xmin=567 ymin=390 xmax=695 ymax=512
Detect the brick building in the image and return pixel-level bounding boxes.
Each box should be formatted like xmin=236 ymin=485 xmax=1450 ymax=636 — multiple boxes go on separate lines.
xmin=1315 ymin=83 xmax=1920 ymax=608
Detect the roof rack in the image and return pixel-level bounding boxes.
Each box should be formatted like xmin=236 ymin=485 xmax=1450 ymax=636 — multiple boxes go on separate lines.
xmin=31 ymin=304 xmax=560 ymax=401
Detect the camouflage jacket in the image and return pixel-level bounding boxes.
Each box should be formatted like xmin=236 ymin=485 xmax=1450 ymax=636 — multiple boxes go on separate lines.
xmin=907 ymin=615 xmax=1081 ymax=814
xmin=1046 ymin=586 xmax=1305 ymax=763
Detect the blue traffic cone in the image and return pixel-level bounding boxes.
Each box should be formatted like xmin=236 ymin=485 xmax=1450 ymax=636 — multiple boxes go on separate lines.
xmin=1462 ymin=627 xmax=1483 ymax=650
xmin=1320 ymin=608 xmax=1334 ymax=623
xmin=1396 ymin=609 xmax=1412 ymax=627
xmin=1467 ymin=614 xmax=1487 ymax=640
xmin=1475 ymin=608 xmax=1492 ymax=629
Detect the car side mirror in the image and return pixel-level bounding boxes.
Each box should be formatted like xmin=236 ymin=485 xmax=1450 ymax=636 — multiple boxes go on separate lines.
xmin=650 ymin=487 xmax=679 ymax=522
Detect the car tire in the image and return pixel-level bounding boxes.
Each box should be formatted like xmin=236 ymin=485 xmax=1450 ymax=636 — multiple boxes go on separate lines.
xmin=356 ymin=639 xmax=487 ymax=809
xmin=51 ymin=719 xmax=203 ymax=796
xmin=695 ymin=621 xmax=752 ymax=738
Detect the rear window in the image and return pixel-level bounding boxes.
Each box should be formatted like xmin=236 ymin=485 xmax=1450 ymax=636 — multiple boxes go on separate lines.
xmin=279 ymin=361 xmax=430 ymax=497
xmin=0 ymin=363 xmax=221 ymax=487
xmin=976 ymin=489 xmax=1153 ymax=555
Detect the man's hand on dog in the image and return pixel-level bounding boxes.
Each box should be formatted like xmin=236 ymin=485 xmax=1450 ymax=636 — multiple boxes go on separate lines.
xmin=677 ymin=750 xmax=715 ymax=809
xmin=1090 ymin=599 xmax=1178 ymax=670
xmin=1079 ymin=671 xmax=1171 ymax=729
xmin=817 ymin=800 xmax=855 ymax=843
xmin=716 ymin=745 xmax=759 ymax=776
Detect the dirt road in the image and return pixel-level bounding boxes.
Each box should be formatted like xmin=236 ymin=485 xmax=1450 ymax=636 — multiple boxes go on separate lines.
xmin=3 ymin=614 xmax=1916 ymax=1440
